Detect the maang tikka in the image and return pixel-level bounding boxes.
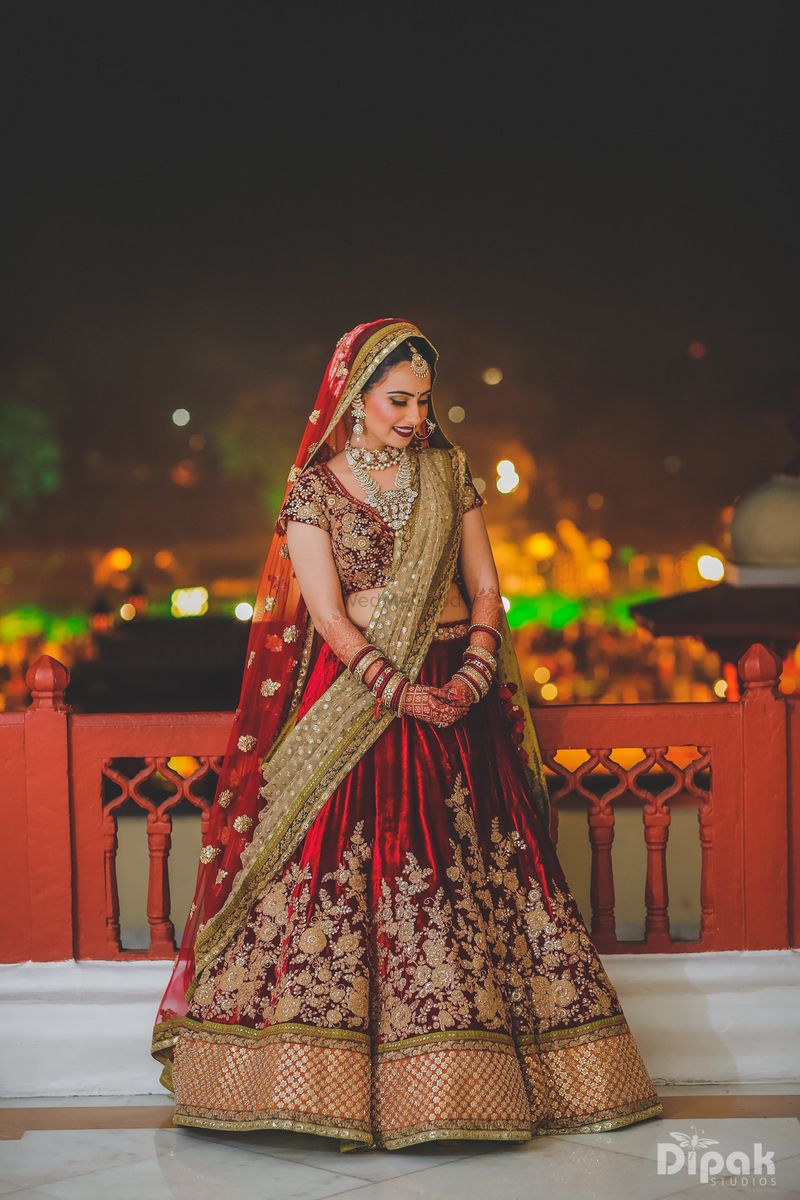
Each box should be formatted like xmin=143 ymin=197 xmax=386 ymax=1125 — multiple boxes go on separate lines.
xmin=408 ymin=340 xmax=429 ymax=378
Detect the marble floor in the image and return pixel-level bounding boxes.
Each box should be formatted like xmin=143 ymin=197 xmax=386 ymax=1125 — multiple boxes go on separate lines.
xmin=0 ymin=1088 xmax=798 ymax=1199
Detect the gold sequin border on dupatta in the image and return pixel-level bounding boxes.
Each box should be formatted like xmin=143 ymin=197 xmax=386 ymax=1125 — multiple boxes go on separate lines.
xmin=310 ymin=322 xmax=443 ymax=473
xmin=494 ymin=605 xmax=551 ymax=830
xmin=157 ymin=1013 xmax=661 ymax=1150
xmin=190 ymin=445 xmax=467 ymax=994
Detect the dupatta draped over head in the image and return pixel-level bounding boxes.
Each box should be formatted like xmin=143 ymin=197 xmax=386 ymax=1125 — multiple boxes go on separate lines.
xmin=152 ymin=317 xmax=550 ymax=1085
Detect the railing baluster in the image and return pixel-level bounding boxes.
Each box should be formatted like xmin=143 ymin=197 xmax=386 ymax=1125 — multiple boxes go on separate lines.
xmin=146 ymin=815 xmax=176 ymax=955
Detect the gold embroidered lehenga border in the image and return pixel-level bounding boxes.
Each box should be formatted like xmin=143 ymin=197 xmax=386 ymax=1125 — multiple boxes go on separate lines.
xmin=160 ymin=1015 xmax=661 ymax=1150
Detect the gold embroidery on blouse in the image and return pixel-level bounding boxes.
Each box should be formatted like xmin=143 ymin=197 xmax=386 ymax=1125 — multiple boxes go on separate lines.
xmin=278 ymin=456 xmax=482 ymax=595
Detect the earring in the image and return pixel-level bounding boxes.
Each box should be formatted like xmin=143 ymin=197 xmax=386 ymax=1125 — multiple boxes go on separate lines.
xmin=351 ymin=394 xmax=366 ymax=437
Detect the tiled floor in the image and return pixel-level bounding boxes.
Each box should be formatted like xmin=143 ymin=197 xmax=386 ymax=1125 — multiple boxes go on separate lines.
xmin=0 ymin=1089 xmax=798 ymax=1199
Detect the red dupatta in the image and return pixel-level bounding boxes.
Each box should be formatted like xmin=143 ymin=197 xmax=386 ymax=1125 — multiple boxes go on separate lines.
xmin=151 ymin=319 xmax=453 ymax=1083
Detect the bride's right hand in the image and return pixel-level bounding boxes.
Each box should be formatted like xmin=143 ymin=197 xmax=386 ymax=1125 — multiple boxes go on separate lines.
xmin=402 ymin=684 xmax=471 ymax=728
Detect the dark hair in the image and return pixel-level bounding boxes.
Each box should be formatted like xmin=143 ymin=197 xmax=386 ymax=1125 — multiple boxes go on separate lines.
xmin=362 ymin=337 xmax=437 ymax=393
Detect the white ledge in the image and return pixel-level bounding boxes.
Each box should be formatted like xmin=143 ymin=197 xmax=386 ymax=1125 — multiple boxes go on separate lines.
xmin=1 ymin=951 xmax=798 ymax=1097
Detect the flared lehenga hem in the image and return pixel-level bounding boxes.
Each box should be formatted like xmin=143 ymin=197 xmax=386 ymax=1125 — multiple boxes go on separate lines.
xmin=152 ymin=629 xmax=663 ymax=1152
xmin=153 ymin=1012 xmax=663 ymax=1152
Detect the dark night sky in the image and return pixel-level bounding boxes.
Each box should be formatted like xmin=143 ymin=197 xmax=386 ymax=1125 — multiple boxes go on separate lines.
xmin=3 ymin=7 xmax=797 ymax=563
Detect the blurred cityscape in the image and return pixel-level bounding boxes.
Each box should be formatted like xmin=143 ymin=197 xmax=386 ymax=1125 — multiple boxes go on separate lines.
xmin=3 ymin=433 xmax=796 ymax=714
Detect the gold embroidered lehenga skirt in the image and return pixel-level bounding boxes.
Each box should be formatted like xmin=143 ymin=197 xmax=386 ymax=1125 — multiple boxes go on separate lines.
xmin=164 ymin=619 xmax=663 ymax=1150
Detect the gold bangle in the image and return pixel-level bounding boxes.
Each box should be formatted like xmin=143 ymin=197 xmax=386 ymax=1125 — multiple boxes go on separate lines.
xmin=459 ymin=663 xmax=490 ymax=696
xmin=464 ymin=644 xmax=497 ymax=669
xmin=353 ymin=647 xmax=386 ymax=683
xmin=453 ymin=670 xmax=481 ymax=703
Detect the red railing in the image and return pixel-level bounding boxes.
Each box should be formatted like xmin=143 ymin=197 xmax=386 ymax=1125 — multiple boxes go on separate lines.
xmin=1 ymin=643 xmax=796 ymax=964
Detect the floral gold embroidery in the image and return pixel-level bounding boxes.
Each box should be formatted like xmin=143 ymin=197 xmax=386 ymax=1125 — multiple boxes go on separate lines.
xmin=237 ymin=734 xmax=258 ymax=752
xmin=309 ymin=409 xmax=321 ymax=423
xmin=200 ymin=845 xmax=221 ymax=864
xmin=283 ymin=624 xmax=299 ymax=643
xmin=215 ymin=868 xmax=229 ymax=886
xmin=233 ymin=815 xmax=254 ymax=834
xmin=260 ymin=679 xmax=281 ymax=697
xmin=217 ymin=789 xmax=234 ymax=809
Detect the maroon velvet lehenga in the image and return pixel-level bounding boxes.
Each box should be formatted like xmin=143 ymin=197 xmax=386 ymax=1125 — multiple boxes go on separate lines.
xmin=152 ymin=318 xmax=662 ymax=1151
xmin=167 ymin=619 xmax=662 ymax=1148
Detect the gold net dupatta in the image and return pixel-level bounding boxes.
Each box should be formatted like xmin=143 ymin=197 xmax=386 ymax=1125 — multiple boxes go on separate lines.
xmin=494 ymin=608 xmax=551 ymax=831
xmin=189 ymin=446 xmax=466 ymax=994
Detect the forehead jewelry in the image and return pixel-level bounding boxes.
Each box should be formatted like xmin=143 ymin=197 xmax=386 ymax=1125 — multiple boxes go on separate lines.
xmin=407 ymin=340 xmax=429 ymax=378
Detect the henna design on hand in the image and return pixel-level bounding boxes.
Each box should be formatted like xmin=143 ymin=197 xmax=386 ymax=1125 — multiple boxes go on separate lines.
xmin=403 ymin=684 xmax=471 ymax=727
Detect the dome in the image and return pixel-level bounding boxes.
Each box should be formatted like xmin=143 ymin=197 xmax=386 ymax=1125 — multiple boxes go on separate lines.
xmin=728 ymin=473 xmax=800 ymax=583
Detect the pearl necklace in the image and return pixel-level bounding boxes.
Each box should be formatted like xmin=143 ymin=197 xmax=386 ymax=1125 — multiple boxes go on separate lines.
xmin=344 ymin=437 xmax=418 ymax=531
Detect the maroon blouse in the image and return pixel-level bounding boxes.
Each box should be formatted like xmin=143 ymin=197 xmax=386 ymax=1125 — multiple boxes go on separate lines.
xmin=277 ymin=455 xmax=485 ymax=599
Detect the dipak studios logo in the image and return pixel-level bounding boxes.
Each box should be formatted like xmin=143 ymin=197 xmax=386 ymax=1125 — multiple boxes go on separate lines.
xmin=657 ymin=1126 xmax=777 ymax=1186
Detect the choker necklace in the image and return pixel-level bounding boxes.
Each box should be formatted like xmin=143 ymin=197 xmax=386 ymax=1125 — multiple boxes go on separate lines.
xmin=344 ymin=439 xmax=405 ymax=471
xmin=344 ymin=437 xmax=418 ymax=530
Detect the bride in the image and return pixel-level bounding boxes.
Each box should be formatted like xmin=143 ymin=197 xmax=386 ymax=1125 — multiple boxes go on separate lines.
xmin=151 ymin=318 xmax=662 ymax=1151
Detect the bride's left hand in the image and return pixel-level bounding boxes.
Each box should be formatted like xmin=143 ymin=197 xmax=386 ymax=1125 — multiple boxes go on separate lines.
xmin=441 ymin=675 xmax=477 ymax=704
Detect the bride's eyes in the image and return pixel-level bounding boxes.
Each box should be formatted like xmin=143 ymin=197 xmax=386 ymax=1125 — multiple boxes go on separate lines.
xmin=390 ymin=396 xmax=431 ymax=406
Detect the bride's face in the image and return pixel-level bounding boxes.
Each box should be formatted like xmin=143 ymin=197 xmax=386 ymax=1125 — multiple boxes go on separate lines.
xmin=359 ymin=361 xmax=432 ymax=449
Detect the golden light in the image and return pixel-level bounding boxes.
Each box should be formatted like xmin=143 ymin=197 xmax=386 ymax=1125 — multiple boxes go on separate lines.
xmin=448 ymin=405 xmax=465 ymax=423
xmin=167 ymin=756 xmax=201 ymax=778
xmin=154 ymin=549 xmax=177 ymax=570
xmin=501 ymin=595 xmax=511 ymax=612
xmin=589 ymin=538 xmax=613 ymax=560
xmin=497 ymin=459 xmax=515 ymax=473
xmin=235 ymin=601 xmax=254 ymax=621
xmin=482 ymin=367 xmax=503 ymax=385
xmin=540 ymin=682 xmax=558 ymax=701
xmin=697 ymin=554 xmax=725 ymax=581
xmin=533 ymin=666 xmax=551 ymax=684
xmin=171 ymin=586 xmax=209 ymax=617
xmin=524 ymin=532 xmax=558 ymax=560
xmin=713 ymin=679 xmax=728 ymax=698
xmin=119 ymin=603 xmax=137 ymax=621
xmin=172 ymin=408 xmax=191 ymax=427
xmin=107 ymin=547 xmax=132 ymax=571
xmin=587 ymin=492 xmax=604 ymax=510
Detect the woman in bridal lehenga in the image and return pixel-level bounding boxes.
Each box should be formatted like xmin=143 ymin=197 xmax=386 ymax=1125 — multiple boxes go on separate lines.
xmin=151 ymin=317 xmax=663 ymax=1152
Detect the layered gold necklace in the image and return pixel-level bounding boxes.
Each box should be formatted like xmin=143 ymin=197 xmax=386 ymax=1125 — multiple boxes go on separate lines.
xmin=345 ymin=437 xmax=419 ymax=531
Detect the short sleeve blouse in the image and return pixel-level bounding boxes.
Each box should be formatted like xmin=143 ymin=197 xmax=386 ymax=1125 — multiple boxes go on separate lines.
xmin=276 ymin=449 xmax=484 ymax=597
